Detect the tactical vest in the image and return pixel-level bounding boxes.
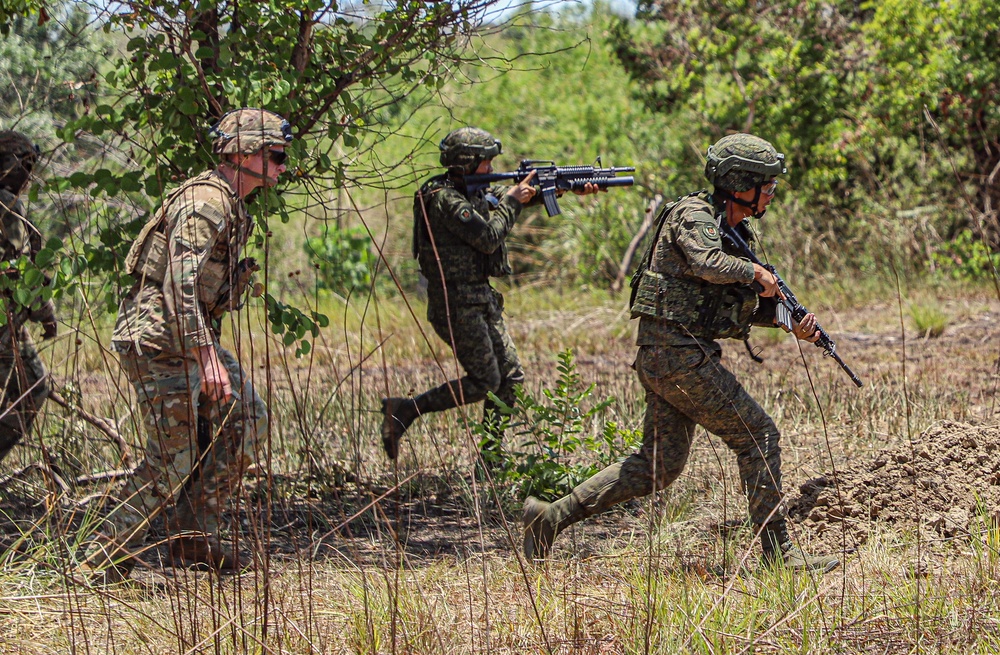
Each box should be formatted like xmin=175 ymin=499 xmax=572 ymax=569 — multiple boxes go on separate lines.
xmin=412 ymin=175 xmax=508 ymax=293
xmin=629 ymin=192 xmax=758 ymax=341
xmin=124 ymin=171 xmax=243 ymax=310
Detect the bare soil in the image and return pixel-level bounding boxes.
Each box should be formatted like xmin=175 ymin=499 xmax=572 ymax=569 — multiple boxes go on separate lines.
xmin=788 ymin=420 xmax=1000 ymax=553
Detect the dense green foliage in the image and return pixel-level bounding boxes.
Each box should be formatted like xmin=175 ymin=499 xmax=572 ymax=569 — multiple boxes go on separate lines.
xmin=609 ymin=0 xmax=1000 ymax=278
xmin=305 ymin=226 xmax=379 ymax=298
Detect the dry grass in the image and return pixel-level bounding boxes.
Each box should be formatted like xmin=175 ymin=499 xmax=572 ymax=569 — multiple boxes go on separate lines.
xmin=2 ymin=278 xmax=1000 ymax=653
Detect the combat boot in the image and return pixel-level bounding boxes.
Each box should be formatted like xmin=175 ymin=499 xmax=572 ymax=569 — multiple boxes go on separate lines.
xmin=760 ymin=521 xmax=839 ymax=573
xmin=522 ymin=496 xmax=559 ymax=559
xmin=380 ymin=397 xmax=419 ymax=460
xmin=523 ymin=461 xmax=630 ymax=560
xmin=169 ymin=535 xmax=242 ymax=571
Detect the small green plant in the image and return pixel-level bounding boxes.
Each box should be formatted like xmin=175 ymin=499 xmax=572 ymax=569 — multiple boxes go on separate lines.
xmin=478 ymin=349 xmax=641 ymax=502
xmin=304 ymin=226 xmax=377 ymax=298
xmin=932 ymin=229 xmax=1000 ymax=280
xmin=908 ymin=302 xmax=950 ymax=338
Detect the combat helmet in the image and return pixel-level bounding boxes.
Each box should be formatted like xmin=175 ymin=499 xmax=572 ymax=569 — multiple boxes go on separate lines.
xmin=0 ymin=131 xmax=40 ymax=194
xmin=439 ymin=127 xmax=502 ymax=174
xmin=705 ymin=133 xmax=786 ymax=193
xmin=210 ymin=108 xmax=293 ymax=155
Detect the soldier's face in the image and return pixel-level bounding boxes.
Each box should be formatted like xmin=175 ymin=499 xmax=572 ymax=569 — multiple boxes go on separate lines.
xmin=244 ymin=146 xmax=287 ymax=187
xmin=474 ymin=158 xmax=493 ymax=175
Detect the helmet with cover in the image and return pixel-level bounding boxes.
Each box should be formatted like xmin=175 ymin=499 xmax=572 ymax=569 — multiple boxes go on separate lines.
xmin=705 ymin=133 xmax=786 ymax=192
xmin=0 ymin=131 xmax=39 ymax=194
xmin=439 ymin=127 xmax=502 ymax=174
xmin=210 ymin=108 xmax=293 ymax=155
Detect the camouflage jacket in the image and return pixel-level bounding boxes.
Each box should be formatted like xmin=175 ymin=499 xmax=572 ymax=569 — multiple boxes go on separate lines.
xmin=412 ymin=174 xmax=526 ymax=305
xmin=632 ymin=191 xmax=776 ymax=347
xmin=0 ymin=189 xmax=55 ymax=341
xmin=113 ymin=169 xmax=251 ymax=355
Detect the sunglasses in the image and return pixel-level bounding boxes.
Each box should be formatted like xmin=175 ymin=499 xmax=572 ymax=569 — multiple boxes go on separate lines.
xmin=759 ymin=178 xmax=778 ymax=195
xmin=267 ymin=150 xmax=288 ymax=166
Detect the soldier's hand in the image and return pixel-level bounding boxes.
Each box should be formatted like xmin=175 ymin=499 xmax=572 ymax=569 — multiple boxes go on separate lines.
xmin=793 ymin=312 xmax=821 ymax=343
xmin=506 ymin=170 xmax=537 ymax=204
xmin=196 ymin=345 xmax=233 ymax=403
xmin=572 ymin=182 xmax=604 ymax=196
xmin=42 ymin=321 xmax=57 ymax=340
xmin=753 ymin=264 xmax=781 ymax=298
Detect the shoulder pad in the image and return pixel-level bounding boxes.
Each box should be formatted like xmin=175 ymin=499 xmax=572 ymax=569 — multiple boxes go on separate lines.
xmin=419 ymin=174 xmax=451 ymax=195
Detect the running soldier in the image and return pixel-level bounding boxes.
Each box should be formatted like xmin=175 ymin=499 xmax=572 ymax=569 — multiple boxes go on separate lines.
xmin=522 ymin=133 xmax=840 ymax=573
xmin=381 ymin=127 xmax=597 ymax=467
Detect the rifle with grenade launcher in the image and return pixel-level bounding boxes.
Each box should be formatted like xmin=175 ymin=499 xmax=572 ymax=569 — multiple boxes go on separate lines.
xmin=464 ymin=158 xmax=635 ymax=217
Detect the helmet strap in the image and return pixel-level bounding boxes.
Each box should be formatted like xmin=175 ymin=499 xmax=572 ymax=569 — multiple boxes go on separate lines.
xmin=221 ymin=153 xmax=269 ymax=180
xmin=715 ymin=186 xmax=768 ymax=219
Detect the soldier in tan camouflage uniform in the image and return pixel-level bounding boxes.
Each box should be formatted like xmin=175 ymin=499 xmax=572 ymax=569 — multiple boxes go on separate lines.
xmin=84 ymin=109 xmax=291 ymax=579
xmin=0 ymin=131 xmax=57 ymax=465
xmin=381 ymin=127 xmax=597 ymax=466
xmin=523 ymin=134 xmax=839 ymax=573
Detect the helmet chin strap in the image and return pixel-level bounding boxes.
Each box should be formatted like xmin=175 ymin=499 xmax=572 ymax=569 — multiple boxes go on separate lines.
xmin=716 ymin=187 xmax=769 ymax=219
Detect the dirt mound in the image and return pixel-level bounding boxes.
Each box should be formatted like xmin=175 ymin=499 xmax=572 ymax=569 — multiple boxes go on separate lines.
xmin=787 ymin=420 xmax=1000 ymax=552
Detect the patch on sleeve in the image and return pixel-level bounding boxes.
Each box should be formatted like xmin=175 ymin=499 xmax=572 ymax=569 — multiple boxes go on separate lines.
xmin=459 ymin=208 xmax=473 ymax=222
xmin=701 ymin=224 xmax=720 ymax=242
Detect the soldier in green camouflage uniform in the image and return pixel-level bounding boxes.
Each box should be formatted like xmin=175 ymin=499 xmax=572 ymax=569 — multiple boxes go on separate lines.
xmin=380 ymin=128 xmax=597 ymax=464
xmin=0 ymin=131 xmax=57 ymax=465
xmin=83 ymin=109 xmax=291 ymax=579
xmin=523 ymin=134 xmax=839 ymax=573
xmin=379 ymin=128 xmax=535 ymax=463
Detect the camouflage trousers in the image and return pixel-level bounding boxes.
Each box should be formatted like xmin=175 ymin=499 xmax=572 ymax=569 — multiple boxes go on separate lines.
xmin=423 ymin=288 xmax=525 ymax=429
xmin=560 ymin=344 xmax=783 ymax=526
xmin=0 ymin=329 xmax=50 ymax=464
xmin=100 ymin=343 xmax=267 ymax=549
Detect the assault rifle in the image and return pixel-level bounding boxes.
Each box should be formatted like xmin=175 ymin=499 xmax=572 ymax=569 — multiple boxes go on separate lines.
xmin=464 ymin=158 xmax=635 ymax=217
xmin=721 ymin=222 xmax=863 ymax=388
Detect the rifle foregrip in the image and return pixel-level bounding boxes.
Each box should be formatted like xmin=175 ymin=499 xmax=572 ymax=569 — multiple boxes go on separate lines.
xmin=567 ymin=177 xmax=634 ymax=190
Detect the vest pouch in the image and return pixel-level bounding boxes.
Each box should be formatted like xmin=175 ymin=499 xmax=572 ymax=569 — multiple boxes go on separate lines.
xmin=632 ymin=269 xmax=757 ymax=340
xmin=710 ymin=287 xmax=757 ymax=340
xmin=130 ymin=230 xmax=168 ymax=282
xmin=129 ymin=229 xmax=230 ymax=308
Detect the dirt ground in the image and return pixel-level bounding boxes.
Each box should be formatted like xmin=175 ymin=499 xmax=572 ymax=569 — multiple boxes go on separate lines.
xmin=787 ymin=419 xmax=1000 ymax=553
xmin=3 ymin=295 xmax=1000 ymax=575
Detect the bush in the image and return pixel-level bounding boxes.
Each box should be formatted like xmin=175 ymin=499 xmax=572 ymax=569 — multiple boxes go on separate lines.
xmin=479 ymin=349 xmax=641 ymax=502
xmin=305 ymin=226 xmax=378 ymax=298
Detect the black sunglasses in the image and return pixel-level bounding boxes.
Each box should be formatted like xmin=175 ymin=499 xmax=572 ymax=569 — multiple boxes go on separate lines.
xmin=267 ymin=150 xmax=288 ymax=166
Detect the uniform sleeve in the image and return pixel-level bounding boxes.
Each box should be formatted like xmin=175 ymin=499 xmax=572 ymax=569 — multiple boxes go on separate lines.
xmin=674 ymin=209 xmax=755 ymax=285
xmin=436 ymin=188 xmax=521 ymax=254
xmin=162 ymin=194 xmax=226 ymax=351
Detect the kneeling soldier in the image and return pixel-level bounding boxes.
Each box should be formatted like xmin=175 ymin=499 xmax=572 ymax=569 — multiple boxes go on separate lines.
xmin=84 ymin=109 xmax=291 ymax=580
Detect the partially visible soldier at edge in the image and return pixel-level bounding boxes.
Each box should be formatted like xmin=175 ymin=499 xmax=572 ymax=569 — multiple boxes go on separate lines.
xmin=82 ymin=109 xmax=290 ymax=581
xmin=522 ymin=133 xmax=840 ymax=573
xmin=0 ymin=131 xmax=57 ymax=465
xmin=380 ymin=127 xmax=599 ymax=467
